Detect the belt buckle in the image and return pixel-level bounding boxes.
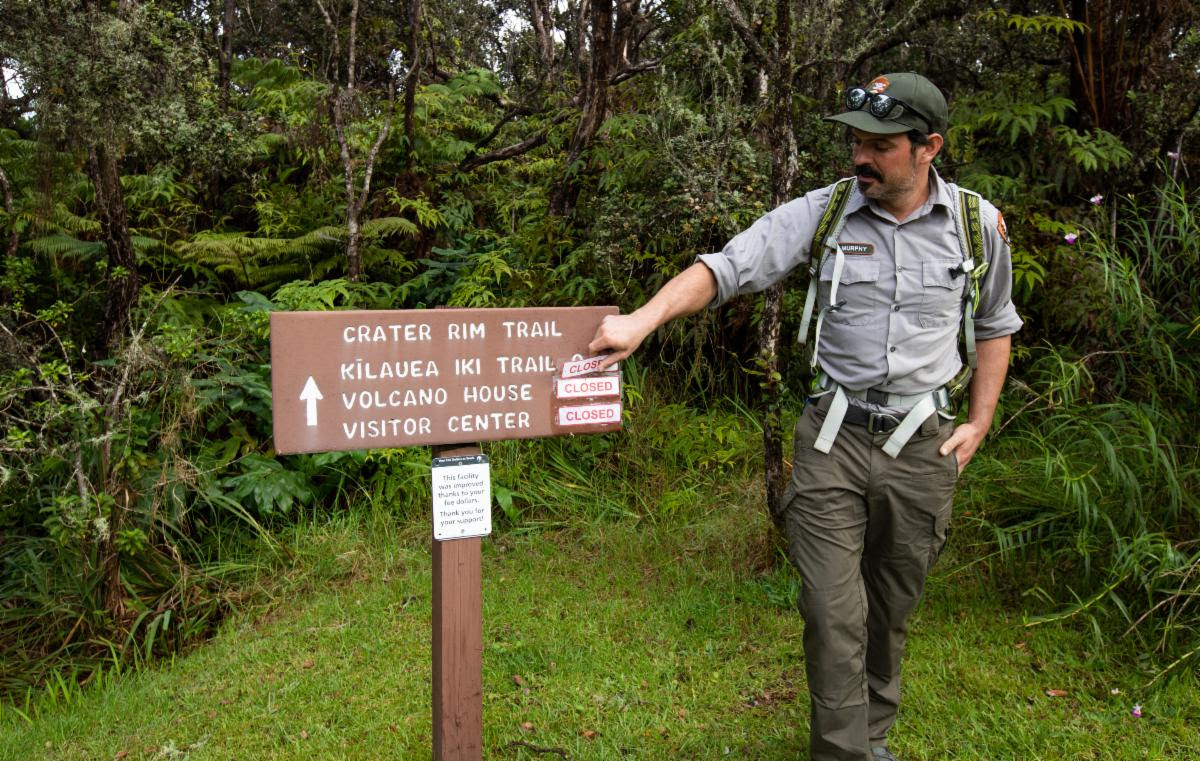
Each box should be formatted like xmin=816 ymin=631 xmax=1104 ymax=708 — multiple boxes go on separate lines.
xmin=867 ymin=412 xmax=900 ymax=434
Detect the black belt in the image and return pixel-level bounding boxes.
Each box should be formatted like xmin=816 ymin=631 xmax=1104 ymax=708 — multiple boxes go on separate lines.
xmin=859 ymin=387 xmax=898 ymax=405
xmin=841 ymin=404 xmax=902 ymax=434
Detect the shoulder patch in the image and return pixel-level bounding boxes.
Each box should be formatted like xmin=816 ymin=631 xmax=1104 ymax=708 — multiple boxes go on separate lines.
xmin=839 ymin=242 xmax=874 ymax=255
xmin=996 ymin=210 xmax=1010 ymax=245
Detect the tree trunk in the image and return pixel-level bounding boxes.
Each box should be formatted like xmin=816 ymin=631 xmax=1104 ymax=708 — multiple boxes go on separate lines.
xmin=550 ymin=0 xmax=613 ymax=216
xmin=757 ymin=0 xmax=797 ymax=531
xmin=217 ymin=0 xmax=236 ymax=99
xmin=88 ymin=144 xmax=139 ymax=354
xmin=403 ymin=0 xmax=422 ymax=167
xmin=332 ymin=84 xmax=394 ymax=281
xmin=332 ymin=91 xmax=363 ymax=281
xmin=529 ymin=0 xmax=556 ymax=85
xmin=0 ymin=165 xmax=17 ymax=260
xmin=346 ymin=213 xmax=362 ymax=283
xmin=321 ymin=0 xmax=392 ymax=281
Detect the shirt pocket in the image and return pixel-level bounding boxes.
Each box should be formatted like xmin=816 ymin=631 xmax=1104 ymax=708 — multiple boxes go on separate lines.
xmin=918 ymin=259 xmax=965 ymax=328
xmin=819 ymin=256 xmax=881 ymax=326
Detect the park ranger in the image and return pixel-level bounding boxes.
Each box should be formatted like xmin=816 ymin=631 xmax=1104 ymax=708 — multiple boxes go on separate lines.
xmin=589 ymin=72 xmax=1022 ymax=761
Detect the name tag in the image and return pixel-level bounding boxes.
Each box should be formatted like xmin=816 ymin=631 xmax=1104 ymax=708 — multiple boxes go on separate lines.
xmin=839 ymin=242 xmax=874 ymax=255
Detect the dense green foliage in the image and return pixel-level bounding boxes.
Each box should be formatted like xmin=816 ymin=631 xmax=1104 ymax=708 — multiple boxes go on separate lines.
xmin=1 ymin=0 xmax=1198 ymax=700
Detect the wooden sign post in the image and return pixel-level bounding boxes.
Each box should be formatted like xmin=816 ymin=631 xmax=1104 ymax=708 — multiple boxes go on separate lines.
xmin=432 ymin=444 xmax=483 ymax=760
xmin=270 ymin=307 xmax=622 ymax=760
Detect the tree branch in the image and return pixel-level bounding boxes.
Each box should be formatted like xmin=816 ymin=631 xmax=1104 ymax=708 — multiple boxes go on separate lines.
xmin=610 ymin=58 xmax=659 ymax=85
xmin=849 ymin=5 xmax=966 ymax=74
xmin=470 ymin=109 xmax=525 ymax=153
xmin=314 ymin=0 xmax=341 ymax=84
xmin=459 ymin=112 xmax=572 ymax=171
xmin=347 ymin=0 xmax=359 ymax=91
xmin=718 ymin=0 xmax=770 ymax=68
xmin=356 ymin=81 xmax=396 ymax=217
xmin=529 ymin=0 xmax=556 ymax=78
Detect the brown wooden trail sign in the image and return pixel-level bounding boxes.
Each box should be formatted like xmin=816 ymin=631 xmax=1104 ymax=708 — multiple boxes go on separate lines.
xmin=270 ymin=306 xmax=621 ymax=454
xmin=269 ymin=306 xmax=622 ymax=761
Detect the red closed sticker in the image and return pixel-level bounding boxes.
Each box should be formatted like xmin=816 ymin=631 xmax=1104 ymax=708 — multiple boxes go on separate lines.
xmin=555 ymin=376 xmax=621 ymax=399
xmin=556 ymin=402 xmax=621 ymax=426
xmin=560 ymin=355 xmax=617 ymax=379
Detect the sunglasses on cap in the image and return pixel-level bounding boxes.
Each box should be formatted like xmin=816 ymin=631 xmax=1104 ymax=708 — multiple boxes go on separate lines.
xmin=844 ymin=87 xmax=933 ymax=133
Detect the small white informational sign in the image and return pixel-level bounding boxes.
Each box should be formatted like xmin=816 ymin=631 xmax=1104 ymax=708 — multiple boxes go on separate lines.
xmin=431 ymin=454 xmax=492 ymax=541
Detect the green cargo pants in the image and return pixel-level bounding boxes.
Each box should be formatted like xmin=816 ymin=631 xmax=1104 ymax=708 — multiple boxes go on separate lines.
xmin=781 ymin=393 xmax=958 ymax=761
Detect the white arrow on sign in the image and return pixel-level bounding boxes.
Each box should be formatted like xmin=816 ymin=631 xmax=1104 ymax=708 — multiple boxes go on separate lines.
xmin=299 ymin=376 xmax=323 ymax=427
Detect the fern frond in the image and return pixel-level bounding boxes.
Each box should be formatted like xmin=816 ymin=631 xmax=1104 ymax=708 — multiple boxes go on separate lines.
xmin=382 ymin=194 xmax=447 ymax=230
xmin=360 ymin=216 xmax=420 ymax=239
xmin=980 ymin=10 xmax=1089 ymax=36
xmin=26 ymin=234 xmax=105 ymax=259
xmin=132 ymin=235 xmax=166 ymax=253
xmin=0 ymin=129 xmax=36 ymax=161
xmin=21 ymin=204 xmax=102 ymax=238
xmin=286 ymin=226 xmax=347 ymax=256
xmin=245 ymin=261 xmax=316 ymax=287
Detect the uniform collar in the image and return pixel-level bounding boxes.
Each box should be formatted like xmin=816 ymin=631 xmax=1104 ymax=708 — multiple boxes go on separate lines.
xmin=844 ymin=166 xmax=952 ymax=222
xmin=927 ymin=167 xmax=955 ymax=210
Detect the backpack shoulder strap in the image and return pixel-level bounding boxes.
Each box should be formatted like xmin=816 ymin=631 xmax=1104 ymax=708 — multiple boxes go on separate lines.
xmin=798 ymin=178 xmax=856 ymax=350
xmin=813 ymin=178 xmax=857 ymax=255
xmin=953 ymin=187 xmax=990 ymax=374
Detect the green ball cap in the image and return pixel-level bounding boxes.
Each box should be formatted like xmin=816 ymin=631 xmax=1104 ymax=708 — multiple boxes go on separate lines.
xmin=825 ymin=73 xmax=948 ymax=135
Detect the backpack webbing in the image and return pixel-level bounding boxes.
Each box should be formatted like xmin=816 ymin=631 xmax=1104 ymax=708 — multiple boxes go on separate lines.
xmin=797 ymin=178 xmax=856 ymax=353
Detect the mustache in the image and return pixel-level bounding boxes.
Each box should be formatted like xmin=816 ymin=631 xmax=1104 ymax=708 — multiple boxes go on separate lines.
xmin=855 ymin=164 xmax=883 ymax=180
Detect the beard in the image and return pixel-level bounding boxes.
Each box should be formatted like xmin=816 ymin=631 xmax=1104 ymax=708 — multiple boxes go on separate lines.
xmin=855 ymin=159 xmax=919 ymax=206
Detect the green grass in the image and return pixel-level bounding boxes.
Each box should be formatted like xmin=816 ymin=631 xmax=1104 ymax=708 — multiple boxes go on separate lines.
xmin=1 ymin=486 xmax=1197 ymax=760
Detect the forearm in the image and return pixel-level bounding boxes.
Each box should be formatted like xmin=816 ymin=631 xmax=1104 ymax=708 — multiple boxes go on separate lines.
xmin=589 ymin=262 xmax=717 ymax=365
xmin=630 ymin=262 xmax=717 ymax=330
xmin=966 ymin=335 xmax=1011 ymax=430
xmin=940 ymin=334 xmax=1011 ymax=471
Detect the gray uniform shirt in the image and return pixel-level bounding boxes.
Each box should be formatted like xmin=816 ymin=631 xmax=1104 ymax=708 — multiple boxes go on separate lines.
xmin=697 ymin=170 xmax=1023 ymax=396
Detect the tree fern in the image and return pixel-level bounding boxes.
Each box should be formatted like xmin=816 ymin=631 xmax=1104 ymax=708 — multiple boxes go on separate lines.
xmin=176 ymin=216 xmax=420 ymax=289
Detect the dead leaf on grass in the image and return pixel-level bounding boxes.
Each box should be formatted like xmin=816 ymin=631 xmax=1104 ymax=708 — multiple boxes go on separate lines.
xmin=1045 ymin=689 xmax=1069 ymax=697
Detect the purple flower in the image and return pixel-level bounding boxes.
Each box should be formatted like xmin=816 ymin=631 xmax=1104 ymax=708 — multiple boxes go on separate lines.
xmin=1089 ymin=194 xmax=1103 ymax=205
xmin=1168 ymin=151 xmax=1181 ymax=161
xmin=1132 ymin=704 xmax=1143 ymax=718
xmin=1064 ymin=232 xmax=1079 ymax=244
